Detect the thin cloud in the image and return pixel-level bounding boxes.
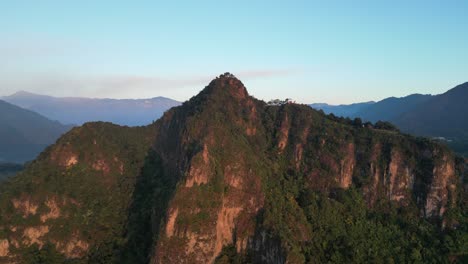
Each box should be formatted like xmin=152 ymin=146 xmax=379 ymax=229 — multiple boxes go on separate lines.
xmin=1 ymin=69 xmax=297 ymax=99
xmin=83 ymin=69 xmax=298 ymax=98
xmin=89 ymin=75 xmax=210 ymax=98
xmin=236 ymin=69 xmax=300 ymax=79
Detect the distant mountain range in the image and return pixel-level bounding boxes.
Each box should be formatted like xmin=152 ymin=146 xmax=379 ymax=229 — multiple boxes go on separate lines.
xmin=309 ymin=101 xmax=375 ymax=117
xmin=0 ymin=99 xmax=72 ymax=163
xmin=1 ymin=91 xmax=181 ymax=126
xmin=357 ymin=94 xmax=433 ymax=123
xmin=310 ymin=82 xmax=468 ymax=156
xmin=394 ymin=82 xmax=468 ymax=138
xmin=310 ymin=94 xmax=434 ymax=123
xmin=0 ymin=92 xmax=180 ymax=163
xmin=2 ymin=82 xmax=466 ymax=164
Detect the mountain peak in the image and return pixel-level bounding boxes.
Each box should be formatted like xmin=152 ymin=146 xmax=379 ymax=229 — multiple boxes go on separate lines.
xmin=10 ymin=90 xmax=36 ymax=97
xmin=5 ymin=90 xmax=51 ymax=100
xmin=204 ymin=72 xmax=248 ymax=100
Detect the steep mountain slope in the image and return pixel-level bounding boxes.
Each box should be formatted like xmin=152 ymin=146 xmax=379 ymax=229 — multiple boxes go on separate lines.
xmin=0 ymin=100 xmax=72 ymax=163
xmin=0 ymin=74 xmax=465 ymax=263
xmin=309 ymin=101 xmax=374 ymax=117
xmin=2 ymin=91 xmax=181 ymax=126
xmin=394 ymin=82 xmax=468 ymax=138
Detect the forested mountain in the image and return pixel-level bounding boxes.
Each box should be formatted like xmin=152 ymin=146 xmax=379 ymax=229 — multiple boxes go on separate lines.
xmin=0 ymin=74 xmax=465 ymax=263
xmin=0 ymin=100 xmax=72 ymax=163
xmin=2 ymin=91 xmax=181 ymax=126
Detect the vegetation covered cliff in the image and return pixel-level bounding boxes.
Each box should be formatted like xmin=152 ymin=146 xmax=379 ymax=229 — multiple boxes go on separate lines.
xmin=0 ymin=74 xmax=466 ymax=263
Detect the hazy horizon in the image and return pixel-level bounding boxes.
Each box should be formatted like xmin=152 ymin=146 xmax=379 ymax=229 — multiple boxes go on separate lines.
xmin=0 ymin=82 xmax=448 ymax=106
xmin=1 ymin=1 xmax=467 ymax=104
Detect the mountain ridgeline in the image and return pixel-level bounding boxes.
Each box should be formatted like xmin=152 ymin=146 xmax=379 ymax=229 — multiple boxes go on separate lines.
xmin=309 ymin=101 xmax=375 ymax=117
xmin=1 ymin=91 xmax=181 ymax=126
xmin=394 ymin=82 xmax=468 ymax=138
xmin=0 ymin=100 xmax=72 ymax=163
xmin=310 ymin=82 xmax=468 ymax=156
xmin=0 ymin=74 xmax=466 ymax=263
xmin=310 ymin=93 xmax=434 ymax=123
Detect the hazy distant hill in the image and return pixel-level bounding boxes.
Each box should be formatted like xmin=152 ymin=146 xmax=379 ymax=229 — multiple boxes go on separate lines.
xmin=324 ymin=83 xmax=468 ymax=141
xmin=2 ymin=91 xmax=181 ymax=126
xmin=0 ymin=162 xmax=23 ymax=181
xmin=393 ymin=82 xmax=468 ymax=138
xmin=309 ymin=83 xmax=468 ymax=156
xmin=309 ymin=101 xmax=374 ymax=117
xmin=355 ymin=94 xmax=433 ymax=123
xmin=310 ymin=95 xmax=432 ymax=122
xmin=0 ymin=100 xmax=72 ymax=163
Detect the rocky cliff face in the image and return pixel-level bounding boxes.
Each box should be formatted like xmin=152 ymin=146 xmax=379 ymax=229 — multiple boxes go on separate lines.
xmin=0 ymin=73 xmax=465 ymax=263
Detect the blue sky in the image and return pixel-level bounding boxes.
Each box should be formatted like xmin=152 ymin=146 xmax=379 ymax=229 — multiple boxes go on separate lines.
xmin=1 ymin=1 xmax=467 ymax=104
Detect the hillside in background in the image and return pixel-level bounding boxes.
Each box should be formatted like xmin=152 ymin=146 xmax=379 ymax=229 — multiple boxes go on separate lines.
xmin=394 ymin=82 xmax=468 ymax=138
xmin=355 ymin=94 xmax=433 ymax=123
xmin=310 ymin=83 xmax=468 ymax=156
xmin=309 ymin=101 xmax=374 ymax=117
xmin=2 ymin=91 xmax=181 ymax=126
xmin=0 ymin=74 xmax=465 ymax=263
xmin=310 ymin=94 xmax=433 ymax=122
xmin=0 ymin=100 xmax=72 ymax=163
xmin=0 ymin=163 xmax=23 ymax=182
